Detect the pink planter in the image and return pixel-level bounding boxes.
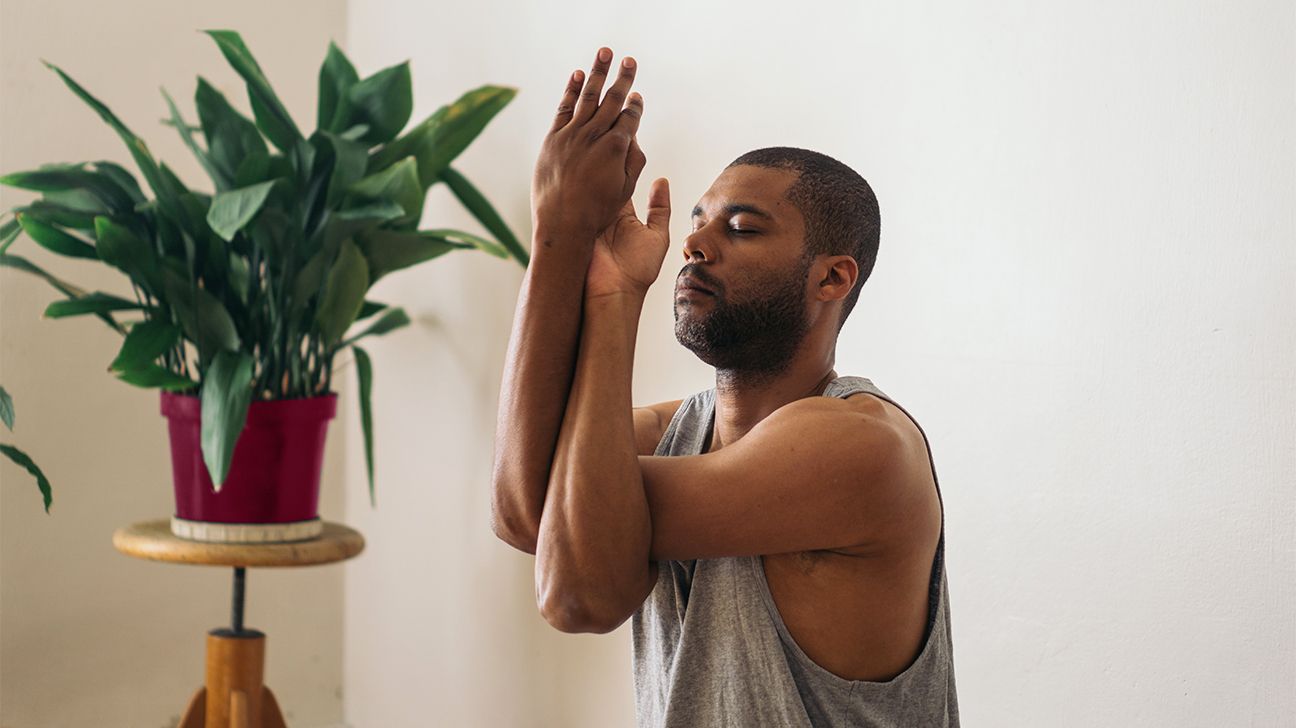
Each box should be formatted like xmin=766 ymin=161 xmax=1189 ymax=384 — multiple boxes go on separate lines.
xmin=160 ymin=391 xmax=337 ymax=526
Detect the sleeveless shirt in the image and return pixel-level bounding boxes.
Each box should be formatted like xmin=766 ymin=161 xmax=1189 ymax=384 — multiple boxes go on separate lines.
xmin=630 ymin=376 xmax=959 ymax=727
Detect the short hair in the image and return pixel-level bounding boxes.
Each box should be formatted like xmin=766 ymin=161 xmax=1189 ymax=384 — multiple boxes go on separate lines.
xmin=726 ymin=146 xmax=880 ymax=328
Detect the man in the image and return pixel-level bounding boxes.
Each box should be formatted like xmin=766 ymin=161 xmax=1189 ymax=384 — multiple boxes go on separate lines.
xmin=491 ymin=46 xmax=959 ymax=727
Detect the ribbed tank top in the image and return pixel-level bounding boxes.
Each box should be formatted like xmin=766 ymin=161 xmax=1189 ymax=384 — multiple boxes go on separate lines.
xmin=630 ymin=375 xmax=959 ymax=727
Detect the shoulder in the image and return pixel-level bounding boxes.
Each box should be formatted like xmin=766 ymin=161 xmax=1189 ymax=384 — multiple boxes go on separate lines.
xmin=754 ymin=394 xmax=907 ymax=466
xmin=839 ymin=390 xmax=929 ymax=460
xmin=633 ymin=399 xmax=686 ymax=456
xmin=753 ymin=390 xmax=931 ymax=495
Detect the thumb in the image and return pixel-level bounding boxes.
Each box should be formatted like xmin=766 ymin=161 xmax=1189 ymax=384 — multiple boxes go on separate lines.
xmin=646 ymin=177 xmax=671 ymax=235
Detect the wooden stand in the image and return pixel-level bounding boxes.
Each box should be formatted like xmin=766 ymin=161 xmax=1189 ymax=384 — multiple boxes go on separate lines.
xmin=113 ymin=519 xmax=364 ymax=728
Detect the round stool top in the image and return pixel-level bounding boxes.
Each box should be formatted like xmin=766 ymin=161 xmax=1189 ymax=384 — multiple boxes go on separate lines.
xmin=113 ymin=519 xmax=365 ymax=567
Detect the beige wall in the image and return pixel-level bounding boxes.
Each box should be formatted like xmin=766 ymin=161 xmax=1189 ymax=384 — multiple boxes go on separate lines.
xmin=3 ymin=1 xmax=1293 ymax=727
xmin=0 ymin=3 xmax=348 ymax=727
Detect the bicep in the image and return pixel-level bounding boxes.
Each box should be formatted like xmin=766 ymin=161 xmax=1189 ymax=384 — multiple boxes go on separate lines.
xmin=638 ymin=400 xmax=914 ymax=561
xmin=632 ymin=399 xmax=683 ymax=456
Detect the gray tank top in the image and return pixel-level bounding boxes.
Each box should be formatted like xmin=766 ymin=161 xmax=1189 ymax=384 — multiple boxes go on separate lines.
xmin=630 ymin=375 xmax=959 ymax=727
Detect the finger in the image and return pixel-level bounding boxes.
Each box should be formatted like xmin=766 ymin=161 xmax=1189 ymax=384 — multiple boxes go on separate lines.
xmin=590 ymin=56 xmax=637 ymax=131
xmin=550 ymin=68 xmax=584 ymax=132
xmin=645 ymin=177 xmax=671 ymax=235
xmin=609 ymin=91 xmax=644 ymax=141
xmin=571 ymin=47 xmax=613 ymax=124
xmin=624 ymin=136 xmax=647 ymax=195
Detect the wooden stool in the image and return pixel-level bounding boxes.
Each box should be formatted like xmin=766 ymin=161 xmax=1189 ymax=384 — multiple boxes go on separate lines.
xmin=113 ymin=519 xmax=364 ymax=728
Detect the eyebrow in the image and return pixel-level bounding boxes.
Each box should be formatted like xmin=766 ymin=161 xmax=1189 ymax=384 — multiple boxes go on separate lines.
xmin=690 ymin=203 xmax=775 ymax=221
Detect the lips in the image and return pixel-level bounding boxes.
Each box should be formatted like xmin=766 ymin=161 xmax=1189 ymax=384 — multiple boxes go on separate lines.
xmin=677 ymin=274 xmax=715 ymax=295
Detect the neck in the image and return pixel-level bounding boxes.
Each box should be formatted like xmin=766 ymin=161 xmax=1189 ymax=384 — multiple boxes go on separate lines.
xmin=710 ymin=340 xmax=838 ymax=452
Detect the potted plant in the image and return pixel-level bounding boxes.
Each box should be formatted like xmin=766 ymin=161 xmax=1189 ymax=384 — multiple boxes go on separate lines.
xmin=0 ymin=30 xmax=527 ymax=542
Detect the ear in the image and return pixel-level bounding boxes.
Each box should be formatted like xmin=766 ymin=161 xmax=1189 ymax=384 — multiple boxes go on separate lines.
xmin=814 ymin=255 xmax=859 ymax=304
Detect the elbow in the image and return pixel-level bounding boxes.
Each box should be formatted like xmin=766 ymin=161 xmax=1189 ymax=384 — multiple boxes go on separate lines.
xmin=489 ymin=473 xmax=540 ymax=554
xmin=537 ymin=590 xmax=627 ymax=635
xmin=490 ymin=499 xmax=538 ymax=554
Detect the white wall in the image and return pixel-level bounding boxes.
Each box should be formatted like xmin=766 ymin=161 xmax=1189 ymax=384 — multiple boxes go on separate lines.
xmin=345 ymin=1 xmax=1294 ymax=726
xmin=0 ymin=3 xmax=348 ymax=726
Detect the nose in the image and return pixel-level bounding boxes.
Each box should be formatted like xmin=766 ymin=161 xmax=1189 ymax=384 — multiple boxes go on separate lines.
xmin=682 ymin=229 xmax=716 ymax=263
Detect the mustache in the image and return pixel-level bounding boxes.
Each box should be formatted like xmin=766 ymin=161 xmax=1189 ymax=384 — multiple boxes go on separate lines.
xmin=677 ymin=263 xmax=724 ymax=295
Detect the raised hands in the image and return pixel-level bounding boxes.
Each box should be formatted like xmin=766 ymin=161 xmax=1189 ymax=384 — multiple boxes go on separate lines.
xmin=532 ymin=47 xmax=671 ymax=299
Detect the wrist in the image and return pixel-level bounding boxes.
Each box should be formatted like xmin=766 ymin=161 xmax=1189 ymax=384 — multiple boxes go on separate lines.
xmin=532 ymin=209 xmax=598 ymax=245
xmin=583 ymin=288 xmax=646 ymax=315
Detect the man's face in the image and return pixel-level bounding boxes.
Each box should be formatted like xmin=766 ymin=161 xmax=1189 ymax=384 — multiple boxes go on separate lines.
xmin=674 ymin=165 xmax=813 ymax=375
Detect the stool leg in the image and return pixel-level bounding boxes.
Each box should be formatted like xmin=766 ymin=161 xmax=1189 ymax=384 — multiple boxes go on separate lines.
xmin=261 ymin=686 xmax=288 ymax=728
xmin=204 ymin=629 xmax=267 ymax=728
xmin=230 ymin=690 xmax=250 ymax=728
xmin=177 ymin=687 xmax=206 ymax=728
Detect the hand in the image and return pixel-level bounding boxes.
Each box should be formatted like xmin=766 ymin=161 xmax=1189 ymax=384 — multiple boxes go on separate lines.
xmin=586 ymin=173 xmax=670 ymax=300
xmin=532 ymin=47 xmax=647 ymax=241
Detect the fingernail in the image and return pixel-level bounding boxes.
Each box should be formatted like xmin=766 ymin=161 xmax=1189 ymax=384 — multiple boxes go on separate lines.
xmin=598 ymin=48 xmax=612 ymax=62
xmin=623 ymin=57 xmax=635 ymax=69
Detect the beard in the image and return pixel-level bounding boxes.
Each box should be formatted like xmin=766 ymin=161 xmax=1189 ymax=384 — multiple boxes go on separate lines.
xmin=673 ymin=258 xmax=812 ymax=381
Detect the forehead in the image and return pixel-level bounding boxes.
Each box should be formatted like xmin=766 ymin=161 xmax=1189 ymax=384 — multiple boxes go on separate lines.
xmin=692 ymin=165 xmax=802 ymax=225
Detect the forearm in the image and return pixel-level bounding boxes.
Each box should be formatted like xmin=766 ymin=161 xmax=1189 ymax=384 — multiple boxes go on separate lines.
xmin=490 ymin=227 xmax=594 ymax=553
xmin=535 ymin=292 xmax=657 ymax=632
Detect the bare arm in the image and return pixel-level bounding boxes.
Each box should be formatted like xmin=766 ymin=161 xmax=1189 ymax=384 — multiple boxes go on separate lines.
xmin=536 ymin=292 xmax=661 ymax=632
xmin=489 ymin=48 xmax=647 ymax=553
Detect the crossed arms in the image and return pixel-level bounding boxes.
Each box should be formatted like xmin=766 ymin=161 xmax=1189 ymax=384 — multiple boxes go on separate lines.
xmin=489 ymin=48 xmax=917 ymax=634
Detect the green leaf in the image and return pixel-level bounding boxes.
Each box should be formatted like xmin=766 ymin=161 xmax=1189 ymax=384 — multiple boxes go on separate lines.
xmin=0 ymin=215 xmax=19 ymax=254
xmin=207 ymin=180 xmax=277 ymax=242
xmin=162 ymin=87 xmax=229 ymax=190
xmin=340 ymin=123 xmax=370 ymax=142
xmin=351 ymin=345 xmax=375 ymax=506
xmin=110 ymin=319 xmax=181 ymax=373
xmin=203 ymin=30 xmax=302 ymax=153
xmin=316 ymin=130 xmax=369 ymax=208
xmin=346 ymin=61 xmax=412 ymax=146
xmin=335 ymin=200 xmax=405 ymax=222
xmin=355 ymin=299 xmax=388 ymax=322
xmin=228 ymin=252 xmax=251 ymax=304
xmin=347 ymin=156 xmax=422 ymax=223
xmin=162 ymin=267 xmax=240 ymax=360
xmin=318 ymin=41 xmax=359 ymax=133
xmin=0 ymin=254 xmax=124 ymax=334
xmin=0 ymin=253 xmax=91 ymax=299
xmin=94 ymin=217 xmax=163 ymax=294
xmin=200 ymin=349 xmax=254 ymax=490
xmin=22 ymin=201 xmax=99 ymax=231
xmin=369 ymin=85 xmax=515 ymax=189
xmin=114 ymin=363 xmax=197 ymax=392
xmin=0 ymin=386 xmax=13 ymax=430
xmin=420 ymin=227 xmax=508 ymax=259
xmin=441 ymin=166 xmax=528 ymax=266
xmin=233 ymin=151 xmax=272 ymax=187
xmin=247 ymin=206 xmax=294 ymax=270
xmin=92 ymin=161 xmax=147 ymax=206
xmin=315 ymin=238 xmax=369 ymax=346
xmin=16 ymin=212 xmax=98 ymax=259
xmin=41 ymin=188 xmax=109 ymax=216
xmin=44 ymin=292 xmax=145 ymax=318
xmin=0 ymin=164 xmax=134 ymax=213
xmin=355 ymin=228 xmax=460 ymax=283
xmin=195 ymin=77 xmax=270 ymax=187
xmin=0 ymin=444 xmax=53 ymax=513
xmin=41 ymin=62 xmax=169 ymax=203
xmin=339 ymin=306 xmax=410 ymax=349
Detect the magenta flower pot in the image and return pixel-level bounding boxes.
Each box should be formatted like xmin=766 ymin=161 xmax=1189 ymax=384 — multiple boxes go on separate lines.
xmin=160 ymin=391 xmax=337 ymax=542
